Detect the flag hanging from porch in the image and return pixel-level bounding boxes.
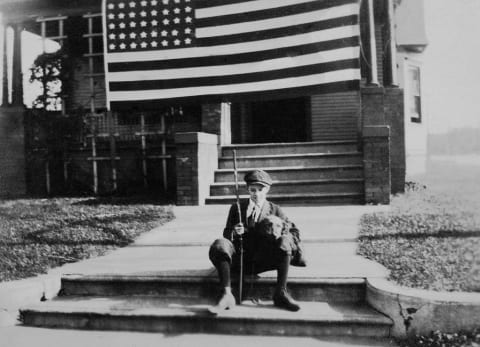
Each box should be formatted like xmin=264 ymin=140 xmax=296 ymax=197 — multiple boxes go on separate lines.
xmin=103 ymin=0 xmax=361 ymax=108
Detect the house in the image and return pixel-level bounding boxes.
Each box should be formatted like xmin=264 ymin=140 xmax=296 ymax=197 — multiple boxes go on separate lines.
xmin=0 ymin=0 xmax=428 ymax=205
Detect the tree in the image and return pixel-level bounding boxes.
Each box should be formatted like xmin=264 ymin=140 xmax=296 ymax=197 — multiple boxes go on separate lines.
xmin=29 ymin=49 xmax=72 ymax=111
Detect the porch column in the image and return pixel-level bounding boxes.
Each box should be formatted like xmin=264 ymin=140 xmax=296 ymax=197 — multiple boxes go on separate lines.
xmin=0 ymin=21 xmax=26 ymax=197
xmin=1 ymin=25 xmax=8 ymax=106
xmin=387 ymin=0 xmax=398 ymax=86
xmin=11 ymin=23 xmax=23 ymax=106
xmin=367 ymin=0 xmax=379 ymax=85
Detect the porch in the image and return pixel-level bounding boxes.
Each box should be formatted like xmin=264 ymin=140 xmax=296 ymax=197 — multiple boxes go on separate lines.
xmin=0 ymin=0 xmax=405 ymax=204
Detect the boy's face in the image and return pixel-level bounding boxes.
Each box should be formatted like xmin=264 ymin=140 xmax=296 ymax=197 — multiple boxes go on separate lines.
xmin=247 ymin=184 xmax=270 ymax=205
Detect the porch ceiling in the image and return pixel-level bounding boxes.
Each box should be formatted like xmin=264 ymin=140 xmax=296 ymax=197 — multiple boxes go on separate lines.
xmin=0 ymin=0 xmax=100 ymax=23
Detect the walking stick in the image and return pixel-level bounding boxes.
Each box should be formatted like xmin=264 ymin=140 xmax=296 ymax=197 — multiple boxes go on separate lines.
xmin=232 ymin=149 xmax=244 ymax=304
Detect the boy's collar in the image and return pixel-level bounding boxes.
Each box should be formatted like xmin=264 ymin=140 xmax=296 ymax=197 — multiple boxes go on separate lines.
xmin=247 ymin=198 xmax=266 ymax=210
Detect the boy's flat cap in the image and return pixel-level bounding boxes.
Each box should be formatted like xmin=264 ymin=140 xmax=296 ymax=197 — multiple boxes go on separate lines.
xmin=244 ymin=169 xmax=273 ymax=187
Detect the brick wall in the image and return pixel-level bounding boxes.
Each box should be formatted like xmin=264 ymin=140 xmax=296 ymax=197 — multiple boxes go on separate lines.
xmin=363 ymin=126 xmax=390 ymax=204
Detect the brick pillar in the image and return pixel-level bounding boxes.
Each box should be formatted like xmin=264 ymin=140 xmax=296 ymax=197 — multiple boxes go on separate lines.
xmin=175 ymin=132 xmax=218 ymax=205
xmin=361 ymin=86 xmax=406 ymax=196
xmin=385 ymin=87 xmax=405 ymax=194
xmin=363 ymin=126 xmax=390 ymax=204
xmin=361 ymin=86 xmax=385 ymax=126
xmin=201 ymin=103 xmax=231 ymax=145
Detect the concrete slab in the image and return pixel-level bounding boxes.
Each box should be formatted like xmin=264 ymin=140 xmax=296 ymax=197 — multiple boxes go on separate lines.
xmin=55 ymin=243 xmax=387 ymax=279
xmin=0 ymin=327 xmax=398 ymax=347
xmin=135 ymin=204 xmax=390 ymax=246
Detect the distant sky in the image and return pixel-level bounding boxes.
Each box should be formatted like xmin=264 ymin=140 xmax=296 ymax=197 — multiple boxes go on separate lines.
xmin=423 ymin=0 xmax=480 ymax=133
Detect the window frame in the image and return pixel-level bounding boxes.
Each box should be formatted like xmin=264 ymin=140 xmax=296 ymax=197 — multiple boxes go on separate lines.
xmin=405 ymin=63 xmax=423 ymax=124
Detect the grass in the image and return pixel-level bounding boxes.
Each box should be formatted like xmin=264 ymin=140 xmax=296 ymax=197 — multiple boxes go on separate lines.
xmin=357 ymin=156 xmax=480 ymax=292
xmin=0 ymin=197 xmax=174 ymax=282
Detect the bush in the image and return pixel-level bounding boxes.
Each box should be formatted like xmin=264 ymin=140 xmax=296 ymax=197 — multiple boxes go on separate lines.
xmin=398 ymin=329 xmax=480 ymax=347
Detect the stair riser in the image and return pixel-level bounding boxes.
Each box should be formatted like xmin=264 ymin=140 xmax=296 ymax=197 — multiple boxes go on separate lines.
xmin=22 ymin=313 xmax=391 ymax=337
xmin=214 ymin=168 xmax=364 ymax=182
xmin=219 ymin=156 xmax=363 ymax=169
xmin=210 ymin=182 xmax=364 ymax=196
xmin=61 ymin=279 xmax=366 ymax=303
xmin=206 ymin=195 xmax=364 ymax=205
xmin=222 ymin=144 xmax=358 ymax=156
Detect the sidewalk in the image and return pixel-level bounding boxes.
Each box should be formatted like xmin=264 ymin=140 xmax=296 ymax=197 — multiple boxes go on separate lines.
xmin=0 ymin=204 xmax=393 ymax=347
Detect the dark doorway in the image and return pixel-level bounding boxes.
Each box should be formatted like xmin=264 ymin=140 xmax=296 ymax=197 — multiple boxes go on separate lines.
xmin=250 ymin=97 xmax=308 ymax=143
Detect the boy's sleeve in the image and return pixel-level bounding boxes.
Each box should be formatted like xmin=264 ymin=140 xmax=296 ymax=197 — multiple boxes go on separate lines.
xmin=222 ymin=203 xmax=237 ymax=240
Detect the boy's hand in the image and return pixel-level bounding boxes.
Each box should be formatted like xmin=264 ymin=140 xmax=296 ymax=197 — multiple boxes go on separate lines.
xmin=233 ymin=223 xmax=245 ymax=236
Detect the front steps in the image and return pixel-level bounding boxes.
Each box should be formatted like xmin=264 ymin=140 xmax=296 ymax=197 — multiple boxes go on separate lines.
xmin=206 ymin=141 xmax=365 ymax=205
xmin=20 ymin=274 xmax=392 ymax=337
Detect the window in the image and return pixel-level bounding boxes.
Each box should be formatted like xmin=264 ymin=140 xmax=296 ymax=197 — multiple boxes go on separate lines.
xmin=407 ymin=66 xmax=422 ymax=123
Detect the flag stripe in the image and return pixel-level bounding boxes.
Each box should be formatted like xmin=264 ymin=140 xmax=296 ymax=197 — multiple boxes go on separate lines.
xmin=108 ymin=69 xmax=360 ymax=101
xmin=196 ymin=0 xmax=315 ymax=17
xmin=106 ymin=24 xmax=359 ymax=63
xmin=109 ymin=47 xmax=359 ymax=82
xmin=196 ymin=4 xmax=357 ymax=37
xmin=110 ymin=81 xmax=360 ymax=108
xmin=110 ymin=59 xmax=359 ymax=91
xmin=108 ymin=36 xmax=358 ymax=72
xmin=196 ymin=0 xmax=355 ymax=27
xmin=197 ymin=15 xmax=358 ymax=46
xmin=111 ymin=81 xmax=360 ymax=108
xmin=196 ymin=0 xmax=283 ymax=11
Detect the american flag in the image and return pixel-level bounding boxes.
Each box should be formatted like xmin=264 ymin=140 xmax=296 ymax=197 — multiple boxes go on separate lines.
xmin=103 ymin=0 xmax=361 ymax=108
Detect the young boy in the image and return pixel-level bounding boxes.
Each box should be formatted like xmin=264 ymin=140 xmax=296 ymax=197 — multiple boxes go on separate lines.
xmin=208 ymin=169 xmax=304 ymax=314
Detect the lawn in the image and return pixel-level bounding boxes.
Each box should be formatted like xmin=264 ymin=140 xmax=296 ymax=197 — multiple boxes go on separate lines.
xmin=0 ymin=197 xmax=174 ymax=282
xmin=357 ymin=156 xmax=480 ymax=292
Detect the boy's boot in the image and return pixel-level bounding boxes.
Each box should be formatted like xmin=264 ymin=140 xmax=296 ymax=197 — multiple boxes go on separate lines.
xmin=273 ymin=255 xmax=300 ymax=312
xmin=209 ymin=260 xmax=236 ymax=314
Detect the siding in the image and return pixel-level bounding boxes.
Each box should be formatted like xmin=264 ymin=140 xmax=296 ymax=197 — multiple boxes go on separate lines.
xmin=70 ymin=59 xmax=106 ymax=111
xmin=310 ymin=91 xmax=360 ymax=141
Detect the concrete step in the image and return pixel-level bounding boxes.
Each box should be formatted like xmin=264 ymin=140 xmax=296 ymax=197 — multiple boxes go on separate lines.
xmin=205 ymin=193 xmax=364 ymax=206
xmin=20 ymin=296 xmax=392 ymax=337
xmin=222 ymin=141 xmax=359 ymax=156
xmin=219 ymin=153 xmax=363 ymax=169
xmin=210 ymin=179 xmax=364 ymax=196
xmin=214 ymin=165 xmax=364 ymax=182
xmin=60 ymin=275 xmax=366 ymax=303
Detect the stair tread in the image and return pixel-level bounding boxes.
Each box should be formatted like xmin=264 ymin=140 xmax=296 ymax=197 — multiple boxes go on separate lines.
xmin=222 ymin=140 xmax=358 ymax=148
xmin=215 ymin=165 xmax=363 ymax=172
xmin=220 ymin=152 xmax=362 ymax=160
xmin=62 ymin=273 xmax=366 ymax=285
xmin=22 ymin=296 xmax=392 ymax=325
xmin=211 ymin=179 xmax=363 ymax=187
xmin=207 ymin=192 xmax=363 ymax=199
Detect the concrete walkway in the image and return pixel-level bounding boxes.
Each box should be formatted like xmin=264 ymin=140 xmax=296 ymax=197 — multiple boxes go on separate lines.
xmin=0 ymin=204 xmax=394 ymax=347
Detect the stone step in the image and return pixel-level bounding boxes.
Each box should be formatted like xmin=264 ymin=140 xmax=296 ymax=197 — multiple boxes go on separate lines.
xmin=214 ymin=165 xmax=364 ymax=182
xmin=205 ymin=193 xmax=364 ymax=205
xmin=60 ymin=274 xmax=366 ymax=303
xmin=222 ymin=141 xmax=359 ymax=156
xmin=209 ymin=179 xmax=364 ymax=196
xmin=219 ymin=153 xmax=363 ymax=169
xmin=20 ymin=296 xmax=392 ymax=337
